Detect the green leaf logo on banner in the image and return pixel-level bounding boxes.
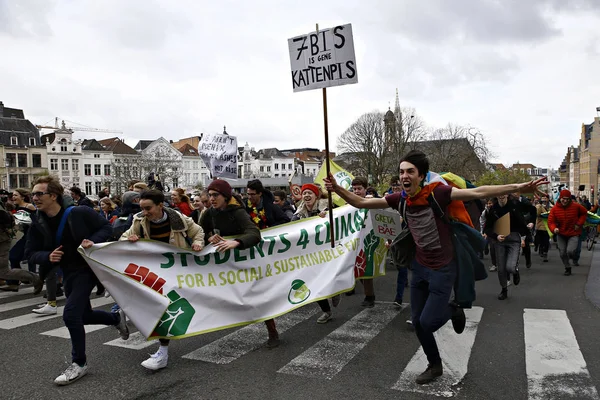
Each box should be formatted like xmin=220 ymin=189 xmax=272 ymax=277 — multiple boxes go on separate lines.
xmin=151 ymin=290 xmax=196 ymax=338
xmin=288 ymin=279 xmax=311 ymax=304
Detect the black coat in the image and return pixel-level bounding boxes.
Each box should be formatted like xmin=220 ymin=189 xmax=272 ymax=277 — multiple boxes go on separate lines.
xmin=77 ymin=196 xmax=94 ymax=208
xmin=24 ymin=206 xmax=112 ymax=278
xmin=246 ymin=190 xmax=290 ymax=227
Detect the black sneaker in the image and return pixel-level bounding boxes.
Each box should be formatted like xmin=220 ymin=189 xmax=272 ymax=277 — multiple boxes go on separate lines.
xmin=451 ymin=307 xmax=466 ymax=334
xmin=526 ymin=263 xmax=532 ymax=269
xmin=498 ymin=289 xmax=508 ymax=300
xmin=361 ymin=296 xmax=375 ymax=308
xmin=564 ymin=268 xmax=572 ymax=276
xmin=513 ymin=270 xmax=520 ymax=286
xmin=572 ymin=261 xmax=579 ymax=267
xmin=415 ymin=362 xmax=443 ymax=384
xmin=266 ymin=336 xmax=280 ymax=349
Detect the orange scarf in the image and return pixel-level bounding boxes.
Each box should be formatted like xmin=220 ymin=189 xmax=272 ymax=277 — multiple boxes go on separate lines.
xmin=404 ymin=181 xmax=473 ymax=226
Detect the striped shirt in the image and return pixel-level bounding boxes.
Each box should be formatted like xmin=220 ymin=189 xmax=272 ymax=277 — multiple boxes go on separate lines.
xmin=149 ymin=218 xmax=171 ymax=243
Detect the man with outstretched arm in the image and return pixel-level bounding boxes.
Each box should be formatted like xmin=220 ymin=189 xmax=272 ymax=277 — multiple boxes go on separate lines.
xmin=324 ymin=150 xmax=548 ymax=385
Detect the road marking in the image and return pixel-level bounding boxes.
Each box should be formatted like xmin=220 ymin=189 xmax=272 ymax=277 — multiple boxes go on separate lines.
xmin=0 ymin=297 xmax=113 ymax=330
xmin=0 ymin=287 xmax=34 ymax=299
xmin=41 ymin=324 xmax=107 ymax=338
xmin=182 ymin=306 xmax=319 ymax=364
xmin=392 ymin=306 xmax=484 ymax=398
xmin=524 ymin=308 xmax=599 ymax=400
xmin=278 ymin=303 xmax=405 ymax=380
xmin=0 ymin=297 xmax=52 ymax=313
xmin=104 ymin=331 xmax=157 ymax=350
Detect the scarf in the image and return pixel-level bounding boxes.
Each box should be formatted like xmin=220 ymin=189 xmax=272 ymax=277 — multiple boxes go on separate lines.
xmin=403 ymin=181 xmax=442 ymax=206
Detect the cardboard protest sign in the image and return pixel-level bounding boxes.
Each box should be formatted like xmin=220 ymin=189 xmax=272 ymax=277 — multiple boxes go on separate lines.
xmin=494 ymin=213 xmax=511 ymax=237
xmin=198 ymin=133 xmax=238 ymax=178
xmin=370 ymin=209 xmax=403 ymax=241
xmin=288 ymin=24 xmax=358 ymax=92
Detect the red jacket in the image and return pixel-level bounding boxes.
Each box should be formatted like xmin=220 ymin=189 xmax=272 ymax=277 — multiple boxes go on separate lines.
xmin=548 ymin=201 xmax=587 ymax=237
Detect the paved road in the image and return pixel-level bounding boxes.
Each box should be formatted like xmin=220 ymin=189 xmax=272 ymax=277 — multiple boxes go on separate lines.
xmin=0 ymin=243 xmax=599 ymax=400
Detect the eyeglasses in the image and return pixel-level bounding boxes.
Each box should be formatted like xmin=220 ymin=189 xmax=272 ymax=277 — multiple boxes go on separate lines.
xmin=207 ymin=192 xmax=221 ymax=198
xmin=31 ymin=192 xmax=50 ymax=198
xmin=247 ymin=192 xmax=260 ymax=196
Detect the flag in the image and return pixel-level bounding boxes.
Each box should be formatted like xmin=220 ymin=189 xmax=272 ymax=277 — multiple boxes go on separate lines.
xmin=314 ymin=160 xmax=354 ymax=207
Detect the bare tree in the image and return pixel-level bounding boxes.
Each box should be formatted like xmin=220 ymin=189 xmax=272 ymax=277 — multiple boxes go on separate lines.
xmin=337 ymin=111 xmax=389 ymax=185
xmin=418 ymin=124 xmax=493 ymax=181
xmin=111 ymin=149 xmax=182 ymax=193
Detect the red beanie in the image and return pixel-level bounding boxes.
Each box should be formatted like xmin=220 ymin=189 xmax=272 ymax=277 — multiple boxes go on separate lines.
xmin=560 ymin=189 xmax=572 ymax=199
xmin=207 ymin=179 xmax=232 ymax=200
xmin=301 ymin=183 xmax=321 ymax=198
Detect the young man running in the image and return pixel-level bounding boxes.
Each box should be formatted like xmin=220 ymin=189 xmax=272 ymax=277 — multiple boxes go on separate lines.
xmin=324 ymin=150 xmax=547 ymax=384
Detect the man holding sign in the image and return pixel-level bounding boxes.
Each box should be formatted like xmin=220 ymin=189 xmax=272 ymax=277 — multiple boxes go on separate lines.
xmin=325 ymin=150 xmax=548 ymax=385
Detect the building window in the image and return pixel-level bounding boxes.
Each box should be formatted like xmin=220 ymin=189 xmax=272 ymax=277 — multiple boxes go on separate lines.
xmin=5 ymin=153 xmax=16 ymax=167
xmin=85 ymin=182 xmax=92 ymax=194
xmin=84 ymin=164 xmax=91 ymax=176
xmin=61 ymin=159 xmax=69 ymax=170
xmin=282 ymin=164 xmax=286 ymax=170
xmin=60 ymin=139 xmax=67 ymax=152
xmin=29 ymin=137 xmax=36 ymax=146
xmin=267 ymin=166 xmax=271 ymax=172
xmin=72 ymin=159 xmax=79 ymax=170
xmin=10 ymin=137 xmax=17 ymax=146
xmin=193 ymin=161 xmax=199 ymax=169
xmin=275 ymin=163 xmax=279 ymax=170
xmin=260 ymin=166 xmax=264 ymax=172
xmin=288 ymin=163 xmax=293 ymax=170
xmin=94 ymin=164 xmax=101 ymax=175
xmin=173 ymin=178 xmax=178 ymax=187
xmin=50 ymin=159 xmax=58 ymax=171
xmin=94 ymin=154 xmax=100 ymax=158
xmin=32 ymin=154 xmax=41 ymax=168
xmin=184 ymin=161 xmax=190 ymax=169
xmin=95 ymin=182 xmax=102 ymax=194
xmin=275 ymin=174 xmax=279 ymax=177
xmin=104 ymin=165 xmax=110 ymax=176
xmin=18 ymin=174 xmax=28 ymax=188
xmin=193 ymin=173 xmax=199 ymax=182
xmin=17 ymin=154 xmax=27 ymax=168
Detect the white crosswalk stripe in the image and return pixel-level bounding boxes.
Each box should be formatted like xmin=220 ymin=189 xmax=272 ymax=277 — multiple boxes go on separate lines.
xmin=278 ymin=303 xmax=405 ymax=379
xmin=392 ymin=306 xmax=484 ymax=397
xmin=1 ymin=289 xmax=598 ymax=398
xmin=524 ymin=308 xmax=599 ymax=400
xmin=0 ymin=297 xmax=113 ymax=330
xmin=0 ymin=286 xmax=34 ymax=299
xmin=182 ymin=306 xmax=319 ymax=364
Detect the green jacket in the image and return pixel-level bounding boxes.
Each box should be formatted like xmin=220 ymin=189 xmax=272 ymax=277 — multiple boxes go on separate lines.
xmin=200 ymin=198 xmax=261 ymax=249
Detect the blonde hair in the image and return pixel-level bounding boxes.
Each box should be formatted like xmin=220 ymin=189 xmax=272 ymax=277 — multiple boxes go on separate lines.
xmin=100 ymin=197 xmax=116 ymax=211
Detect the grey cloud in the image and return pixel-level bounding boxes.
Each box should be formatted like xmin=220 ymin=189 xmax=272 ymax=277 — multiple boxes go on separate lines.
xmin=362 ymin=0 xmax=592 ymax=45
xmin=0 ymin=0 xmax=55 ymax=37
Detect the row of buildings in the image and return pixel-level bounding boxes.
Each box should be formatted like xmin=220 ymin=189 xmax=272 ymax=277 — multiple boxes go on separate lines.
xmin=559 ymin=114 xmax=600 ymax=202
xmin=0 ymin=101 xmax=331 ymax=195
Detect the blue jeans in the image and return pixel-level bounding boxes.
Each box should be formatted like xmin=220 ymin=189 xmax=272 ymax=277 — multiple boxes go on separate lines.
xmin=410 ymin=258 xmax=457 ymax=364
xmin=63 ymin=268 xmax=120 ymax=365
xmin=395 ymin=267 xmax=408 ymax=302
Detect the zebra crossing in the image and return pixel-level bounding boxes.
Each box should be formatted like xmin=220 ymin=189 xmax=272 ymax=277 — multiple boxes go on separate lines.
xmin=0 ymin=289 xmax=598 ymax=399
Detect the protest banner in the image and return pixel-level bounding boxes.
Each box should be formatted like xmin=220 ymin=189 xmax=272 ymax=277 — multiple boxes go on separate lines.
xmin=314 ymin=160 xmax=354 ymax=207
xmin=198 ymin=133 xmax=238 ymax=178
xmin=288 ymin=24 xmax=358 ymax=92
xmin=79 ymin=205 xmax=387 ymax=340
xmin=370 ymin=209 xmax=403 ymax=241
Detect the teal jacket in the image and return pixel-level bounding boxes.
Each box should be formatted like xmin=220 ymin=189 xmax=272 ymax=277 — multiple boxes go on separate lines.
xmin=450 ymin=221 xmax=487 ymax=308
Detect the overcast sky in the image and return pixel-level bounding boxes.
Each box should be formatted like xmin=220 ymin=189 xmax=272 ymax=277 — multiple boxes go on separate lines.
xmin=1 ymin=0 xmax=599 ymax=169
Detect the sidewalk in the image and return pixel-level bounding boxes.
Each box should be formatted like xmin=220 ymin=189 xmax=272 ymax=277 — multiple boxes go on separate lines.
xmin=585 ymin=243 xmax=600 ymax=309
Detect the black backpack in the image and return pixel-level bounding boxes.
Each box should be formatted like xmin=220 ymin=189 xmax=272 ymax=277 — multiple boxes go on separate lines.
xmin=111 ymin=214 xmax=134 ymax=241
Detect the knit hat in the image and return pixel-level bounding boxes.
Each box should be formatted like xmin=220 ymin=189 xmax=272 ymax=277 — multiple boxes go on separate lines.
xmin=301 ymin=183 xmax=321 ymax=198
xmin=122 ymin=191 xmax=140 ymax=207
xmin=559 ymin=189 xmax=572 ymax=199
xmin=207 ymin=179 xmax=232 ymax=200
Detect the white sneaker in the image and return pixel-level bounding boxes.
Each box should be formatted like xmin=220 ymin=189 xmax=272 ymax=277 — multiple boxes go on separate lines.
xmin=489 ymin=265 xmax=497 ymax=272
xmin=316 ymin=312 xmax=332 ymax=324
xmin=54 ymin=362 xmax=88 ymax=386
xmin=141 ymin=349 xmax=168 ymax=370
xmin=507 ymin=280 xmax=512 ymax=287
xmin=32 ymin=303 xmax=57 ymax=315
xmin=406 ymin=319 xmax=413 ymax=325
